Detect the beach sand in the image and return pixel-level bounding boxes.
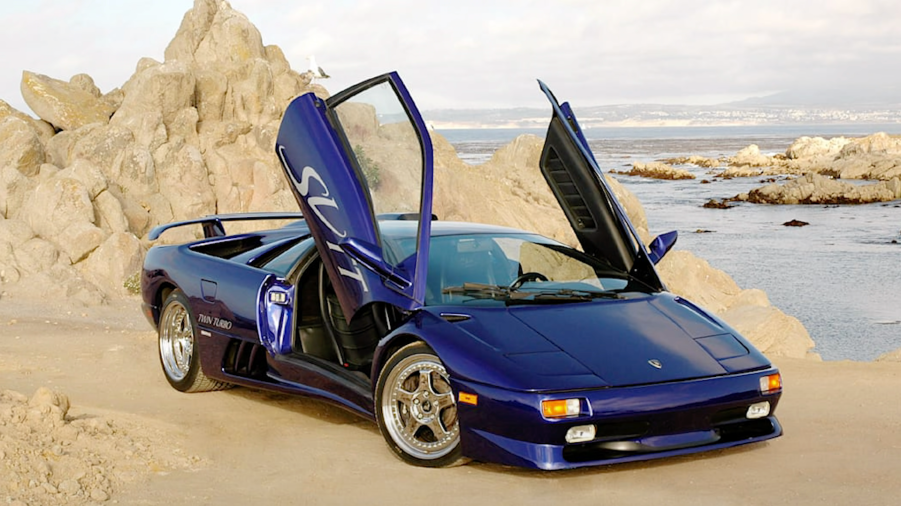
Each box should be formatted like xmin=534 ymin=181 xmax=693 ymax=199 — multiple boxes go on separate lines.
xmin=1 ymin=295 xmax=899 ymax=505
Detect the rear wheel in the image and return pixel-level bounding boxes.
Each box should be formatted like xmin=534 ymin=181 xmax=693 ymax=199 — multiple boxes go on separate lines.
xmin=158 ymin=289 xmax=230 ymax=393
xmin=376 ymin=342 xmax=467 ymax=467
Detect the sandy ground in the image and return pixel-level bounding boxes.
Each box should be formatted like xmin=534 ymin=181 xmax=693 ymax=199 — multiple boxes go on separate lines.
xmin=1 ymin=293 xmax=900 ymax=506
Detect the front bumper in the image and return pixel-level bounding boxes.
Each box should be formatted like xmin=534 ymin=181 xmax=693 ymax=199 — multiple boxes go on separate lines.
xmin=454 ymin=367 xmax=782 ymax=470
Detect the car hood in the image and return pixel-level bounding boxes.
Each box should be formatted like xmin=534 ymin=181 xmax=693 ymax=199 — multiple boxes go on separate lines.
xmin=507 ymin=293 xmax=770 ymax=387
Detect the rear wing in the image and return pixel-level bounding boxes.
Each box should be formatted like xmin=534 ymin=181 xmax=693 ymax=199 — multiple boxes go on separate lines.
xmin=148 ymin=212 xmax=306 ymax=240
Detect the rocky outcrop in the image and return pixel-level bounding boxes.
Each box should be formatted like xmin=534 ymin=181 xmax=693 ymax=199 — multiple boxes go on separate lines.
xmin=662 ymin=155 xmax=721 ymax=168
xmin=0 ymin=0 xmax=321 ymax=300
xmin=715 ymin=134 xmax=901 ymax=183
xmin=740 ymin=173 xmax=901 ymax=205
xmin=613 ymin=161 xmax=695 ymax=180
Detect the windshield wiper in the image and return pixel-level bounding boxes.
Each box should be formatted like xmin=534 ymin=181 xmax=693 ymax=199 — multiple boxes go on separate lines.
xmin=442 ymin=284 xmax=622 ymax=304
xmin=507 ymin=288 xmax=622 ymax=305
xmin=442 ymin=283 xmax=510 ymax=300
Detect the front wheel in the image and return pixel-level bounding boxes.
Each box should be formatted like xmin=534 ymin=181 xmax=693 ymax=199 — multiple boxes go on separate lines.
xmin=158 ymin=289 xmax=230 ymax=393
xmin=375 ymin=342 xmax=467 ymax=467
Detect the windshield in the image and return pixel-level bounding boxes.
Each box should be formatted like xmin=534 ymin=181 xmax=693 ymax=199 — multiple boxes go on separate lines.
xmin=408 ymin=233 xmax=647 ymax=306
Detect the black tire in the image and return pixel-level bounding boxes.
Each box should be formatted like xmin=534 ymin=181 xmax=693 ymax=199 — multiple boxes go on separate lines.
xmin=158 ymin=289 xmax=230 ymax=393
xmin=375 ymin=342 xmax=468 ymax=467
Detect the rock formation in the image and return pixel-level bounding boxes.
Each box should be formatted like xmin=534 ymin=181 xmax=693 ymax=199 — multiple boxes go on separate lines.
xmin=612 ymin=161 xmax=695 ymax=180
xmin=1 ymin=0 xmax=318 ymax=301
xmin=712 ymin=134 xmax=901 ymax=183
xmin=739 ymin=173 xmax=901 ymax=205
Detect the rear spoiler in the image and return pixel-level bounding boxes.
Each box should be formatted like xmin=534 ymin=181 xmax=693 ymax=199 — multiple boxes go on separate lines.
xmin=148 ymin=212 xmax=306 ymax=240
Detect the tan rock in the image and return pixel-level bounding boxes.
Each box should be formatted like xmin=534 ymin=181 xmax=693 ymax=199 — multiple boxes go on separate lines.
xmin=57 ymin=159 xmax=108 ymax=199
xmin=154 ymin=142 xmax=216 ymax=221
xmin=0 ymin=99 xmax=55 ymax=144
xmin=657 ymin=250 xmax=741 ymax=314
xmin=194 ymin=69 xmax=229 ymax=122
xmin=81 ymin=232 xmax=145 ymax=295
xmin=785 ymin=136 xmax=849 ymax=160
xmin=746 ymin=173 xmax=898 ymax=205
xmin=0 ymin=218 xmax=35 ymax=247
xmin=114 ymin=61 xmax=196 ymax=129
xmin=729 ymin=144 xmax=775 ymax=167
xmin=0 ymin=117 xmax=45 ymax=176
xmin=722 ymin=165 xmax=763 ymax=178
xmin=93 ymin=191 xmax=130 ymax=234
xmin=22 ymin=177 xmax=95 ymax=237
xmin=20 ymin=71 xmax=115 ymax=131
xmin=69 ymin=73 xmax=102 ymax=98
xmin=13 ymin=238 xmax=59 ymax=275
xmin=720 ymin=304 xmax=819 ymax=359
xmin=657 ymin=249 xmax=817 ymax=359
xmin=616 ymin=161 xmax=695 ymax=180
xmin=1 ymin=167 xmax=34 ymax=218
xmin=57 ymin=221 xmax=106 ymax=263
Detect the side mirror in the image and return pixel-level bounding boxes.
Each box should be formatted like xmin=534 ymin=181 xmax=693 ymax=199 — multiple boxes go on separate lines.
xmin=648 ymin=230 xmax=678 ymax=264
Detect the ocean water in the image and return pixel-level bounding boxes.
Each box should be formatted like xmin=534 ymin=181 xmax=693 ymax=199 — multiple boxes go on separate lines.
xmin=441 ymin=125 xmax=901 ymax=361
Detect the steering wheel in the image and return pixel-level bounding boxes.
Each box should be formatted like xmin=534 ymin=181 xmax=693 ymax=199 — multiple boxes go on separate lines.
xmin=509 ymin=272 xmax=549 ymax=291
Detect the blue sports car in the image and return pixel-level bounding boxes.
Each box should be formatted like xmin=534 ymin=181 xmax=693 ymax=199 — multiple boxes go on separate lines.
xmin=141 ymin=72 xmax=782 ymax=469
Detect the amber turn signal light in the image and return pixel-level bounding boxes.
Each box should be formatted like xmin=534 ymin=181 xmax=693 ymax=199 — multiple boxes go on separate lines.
xmin=541 ymin=399 xmax=581 ymax=419
xmin=759 ymin=373 xmax=782 ymax=394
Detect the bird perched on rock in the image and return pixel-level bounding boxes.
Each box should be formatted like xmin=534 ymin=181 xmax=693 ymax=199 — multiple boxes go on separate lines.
xmin=306 ymin=55 xmax=330 ymax=81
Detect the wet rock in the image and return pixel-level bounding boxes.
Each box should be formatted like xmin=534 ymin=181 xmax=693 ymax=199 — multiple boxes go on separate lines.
xmin=745 ymin=173 xmax=901 ymax=205
xmin=662 ymin=155 xmax=721 ymax=168
xmin=613 ymin=161 xmax=695 ymax=180
xmin=703 ymin=199 xmax=735 ymax=209
xmin=20 ymin=71 xmax=116 ymax=131
xmin=782 ymin=219 xmax=809 ymax=227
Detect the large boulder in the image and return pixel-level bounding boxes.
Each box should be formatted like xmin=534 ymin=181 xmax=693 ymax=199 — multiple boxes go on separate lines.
xmin=20 ymin=71 xmax=116 ymax=131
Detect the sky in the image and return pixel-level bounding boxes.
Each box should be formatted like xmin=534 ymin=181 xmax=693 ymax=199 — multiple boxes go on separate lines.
xmin=1 ymin=0 xmax=900 ymax=115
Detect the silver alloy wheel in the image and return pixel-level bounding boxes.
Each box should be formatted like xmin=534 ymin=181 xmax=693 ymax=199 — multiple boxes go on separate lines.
xmin=159 ymin=300 xmax=195 ymax=382
xmin=381 ymin=353 xmax=460 ymax=460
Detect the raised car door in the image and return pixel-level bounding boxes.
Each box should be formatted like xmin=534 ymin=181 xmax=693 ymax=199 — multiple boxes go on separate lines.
xmin=275 ymin=72 xmax=433 ymax=321
xmin=537 ymin=80 xmax=664 ymax=290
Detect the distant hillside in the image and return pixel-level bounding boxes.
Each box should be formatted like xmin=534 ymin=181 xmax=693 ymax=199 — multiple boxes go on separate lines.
xmin=424 ymin=91 xmax=901 ymax=129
